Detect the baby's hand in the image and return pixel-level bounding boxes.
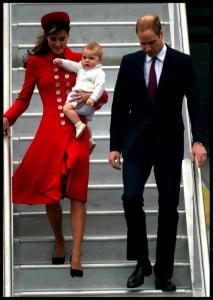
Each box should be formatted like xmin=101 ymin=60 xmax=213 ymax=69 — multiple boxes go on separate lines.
xmin=86 ymin=98 xmax=94 ymax=107
xmin=53 ymin=58 xmax=62 ymax=65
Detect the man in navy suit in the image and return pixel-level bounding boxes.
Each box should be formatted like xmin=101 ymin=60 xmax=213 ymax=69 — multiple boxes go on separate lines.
xmin=108 ymin=14 xmax=207 ymax=291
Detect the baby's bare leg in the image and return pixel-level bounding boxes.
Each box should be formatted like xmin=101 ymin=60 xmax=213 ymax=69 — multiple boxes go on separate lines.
xmin=63 ymin=102 xmax=81 ymax=125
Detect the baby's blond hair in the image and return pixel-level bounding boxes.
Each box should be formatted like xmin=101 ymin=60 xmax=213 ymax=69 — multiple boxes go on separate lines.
xmin=83 ymin=41 xmax=103 ymax=60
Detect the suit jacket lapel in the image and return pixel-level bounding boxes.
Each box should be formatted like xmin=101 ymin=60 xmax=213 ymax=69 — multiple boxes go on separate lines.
xmin=137 ymin=51 xmax=146 ymax=87
xmin=157 ymin=46 xmax=172 ymax=89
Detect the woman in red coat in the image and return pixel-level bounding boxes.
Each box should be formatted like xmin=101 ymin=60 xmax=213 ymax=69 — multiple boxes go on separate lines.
xmin=3 ymin=11 xmax=108 ymax=278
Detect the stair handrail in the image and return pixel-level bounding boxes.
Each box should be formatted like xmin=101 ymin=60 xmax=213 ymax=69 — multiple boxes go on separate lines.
xmin=177 ymin=3 xmax=210 ymax=297
xmin=176 ymin=3 xmax=196 ymax=293
xmin=192 ymin=160 xmax=210 ymax=297
xmin=3 ymin=3 xmax=13 ymax=297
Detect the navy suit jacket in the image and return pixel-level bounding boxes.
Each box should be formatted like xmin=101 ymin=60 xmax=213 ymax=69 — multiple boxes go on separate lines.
xmin=110 ymin=45 xmax=206 ymax=156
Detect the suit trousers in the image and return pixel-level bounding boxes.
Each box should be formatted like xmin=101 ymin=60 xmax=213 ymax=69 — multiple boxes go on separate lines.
xmin=122 ymin=126 xmax=183 ymax=279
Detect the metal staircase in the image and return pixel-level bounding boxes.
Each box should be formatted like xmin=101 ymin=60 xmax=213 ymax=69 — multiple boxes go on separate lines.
xmin=3 ymin=3 xmax=209 ymax=297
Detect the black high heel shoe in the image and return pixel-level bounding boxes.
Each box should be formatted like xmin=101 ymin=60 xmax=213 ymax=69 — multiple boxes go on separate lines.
xmin=69 ymin=255 xmax=83 ymax=277
xmin=52 ymin=246 xmax=65 ymax=265
xmin=70 ymin=268 xmax=83 ymax=277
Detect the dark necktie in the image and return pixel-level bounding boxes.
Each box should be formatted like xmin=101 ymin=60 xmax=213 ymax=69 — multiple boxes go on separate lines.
xmin=148 ymin=57 xmax=157 ymax=102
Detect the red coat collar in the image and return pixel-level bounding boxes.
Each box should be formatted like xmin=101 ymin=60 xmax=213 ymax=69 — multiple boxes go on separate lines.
xmin=45 ymin=47 xmax=73 ymax=62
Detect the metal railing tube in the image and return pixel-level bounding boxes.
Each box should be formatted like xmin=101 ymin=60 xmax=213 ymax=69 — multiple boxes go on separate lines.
xmin=3 ymin=3 xmax=13 ymax=297
xmin=193 ymin=161 xmax=210 ymax=297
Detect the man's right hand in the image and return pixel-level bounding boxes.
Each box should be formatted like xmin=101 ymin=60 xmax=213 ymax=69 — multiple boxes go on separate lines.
xmin=108 ymin=151 xmax=121 ymax=170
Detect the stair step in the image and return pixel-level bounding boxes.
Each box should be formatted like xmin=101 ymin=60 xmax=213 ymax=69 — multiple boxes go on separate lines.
xmin=13 ymin=262 xmax=191 ymax=291
xmin=14 ymin=235 xmax=189 ymax=264
xmin=12 ymin=3 xmax=170 ymax=23
xmin=13 ymin=210 xmax=187 ymax=237
xmin=14 ymin=288 xmax=193 ymax=297
xmin=13 ymin=185 xmax=185 ymax=212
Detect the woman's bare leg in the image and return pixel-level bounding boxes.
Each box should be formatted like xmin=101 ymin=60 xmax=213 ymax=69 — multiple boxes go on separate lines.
xmin=46 ymin=203 xmax=66 ymax=257
xmin=70 ymin=198 xmax=86 ymax=270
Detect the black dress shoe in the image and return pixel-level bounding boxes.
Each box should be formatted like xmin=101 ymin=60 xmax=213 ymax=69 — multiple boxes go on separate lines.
xmin=52 ymin=246 xmax=65 ymax=265
xmin=155 ymin=277 xmax=176 ymax=291
xmin=127 ymin=261 xmax=152 ymax=288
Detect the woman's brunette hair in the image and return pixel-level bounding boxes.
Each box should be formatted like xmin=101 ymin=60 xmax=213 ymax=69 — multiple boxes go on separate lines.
xmin=23 ymin=22 xmax=70 ymax=68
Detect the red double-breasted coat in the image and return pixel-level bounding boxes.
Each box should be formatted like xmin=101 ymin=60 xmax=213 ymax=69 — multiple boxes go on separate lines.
xmin=4 ymin=47 xmax=93 ymax=205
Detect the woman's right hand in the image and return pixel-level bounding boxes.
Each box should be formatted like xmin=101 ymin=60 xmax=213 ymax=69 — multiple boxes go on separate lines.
xmin=3 ymin=117 xmax=11 ymax=137
xmin=74 ymin=91 xmax=91 ymax=109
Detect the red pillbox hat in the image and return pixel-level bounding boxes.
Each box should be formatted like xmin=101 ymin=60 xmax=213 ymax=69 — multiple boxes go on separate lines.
xmin=41 ymin=11 xmax=70 ymax=29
